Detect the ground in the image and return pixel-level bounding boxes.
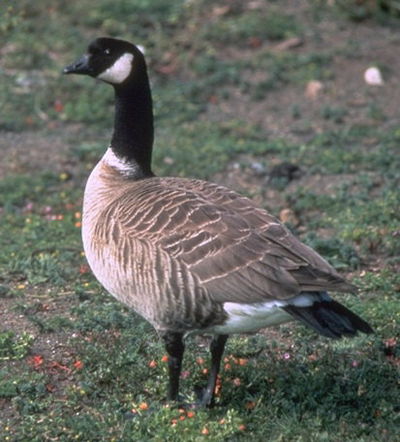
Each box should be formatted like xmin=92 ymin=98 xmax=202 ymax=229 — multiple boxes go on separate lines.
xmin=1 ymin=1 xmax=399 ymax=441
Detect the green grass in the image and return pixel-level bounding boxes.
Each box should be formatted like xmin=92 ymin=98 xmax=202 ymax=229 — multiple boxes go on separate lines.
xmin=201 ymin=9 xmax=301 ymax=45
xmin=0 ymin=331 xmax=34 ymax=361
xmin=1 ymin=0 xmax=399 ymax=440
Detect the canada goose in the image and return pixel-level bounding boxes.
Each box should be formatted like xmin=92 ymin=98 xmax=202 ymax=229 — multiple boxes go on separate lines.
xmin=63 ymin=37 xmax=373 ymax=408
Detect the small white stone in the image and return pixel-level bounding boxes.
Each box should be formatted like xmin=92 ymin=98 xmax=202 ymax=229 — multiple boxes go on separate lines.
xmin=364 ymin=67 xmax=384 ymax=86
xmin=163 ymin=156 xmax=174 ymax=165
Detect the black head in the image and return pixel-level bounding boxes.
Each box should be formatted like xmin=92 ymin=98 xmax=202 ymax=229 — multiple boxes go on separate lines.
xmin=63 ymin=37 xmax=146 ymax=85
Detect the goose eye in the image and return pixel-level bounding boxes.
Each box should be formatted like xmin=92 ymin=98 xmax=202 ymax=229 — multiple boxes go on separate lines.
xmin=104 ymin=48 xmax=111 ymax=55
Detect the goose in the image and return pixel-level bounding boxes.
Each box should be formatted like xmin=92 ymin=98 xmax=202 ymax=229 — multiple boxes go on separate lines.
xmin=63 ymin=37 xmax=373 ymax=408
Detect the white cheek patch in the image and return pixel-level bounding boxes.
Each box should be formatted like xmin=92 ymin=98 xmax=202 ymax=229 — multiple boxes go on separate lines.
xmin=97 ymin=53 xmax=134 ymax=84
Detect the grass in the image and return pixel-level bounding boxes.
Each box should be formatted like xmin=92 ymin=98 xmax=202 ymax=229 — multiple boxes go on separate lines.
xmin=1 ymin=0 xmax=400 ymax=440
xmin=201 ymin=9 xmax=300 ymax=44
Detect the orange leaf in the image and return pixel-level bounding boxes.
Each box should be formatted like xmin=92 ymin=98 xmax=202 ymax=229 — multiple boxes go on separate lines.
xmin=73 ymin=360 xmax=84 ymax=370
xmin=139 ymin=402 xmax=148 ymax=410
xmin=28 ymin=355 xmax=44 ymax=368
xmin=54 ymin=100 xmax=64 ymax=113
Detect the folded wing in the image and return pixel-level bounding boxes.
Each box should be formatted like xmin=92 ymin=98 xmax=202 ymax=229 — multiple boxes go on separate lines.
xmin=111 ymin=177 xmax=356 ymax=304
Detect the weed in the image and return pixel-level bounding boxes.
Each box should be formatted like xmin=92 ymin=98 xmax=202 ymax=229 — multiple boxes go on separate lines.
xmin=334 ymin=0 xmax=400 ymax=21
xmin=303 ymin=233 xmax=361 ymax=269
xmin=0 ymin=331 xmax=34 ymax=361
xmin=321 ymin=105 xmax=348 ymax=124
xmin=202 ymin=10 xmax=301 ymax=45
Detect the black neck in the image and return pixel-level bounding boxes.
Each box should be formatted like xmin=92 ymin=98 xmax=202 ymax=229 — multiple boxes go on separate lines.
xmin=111 ymin=71 xmax=154 ymax=178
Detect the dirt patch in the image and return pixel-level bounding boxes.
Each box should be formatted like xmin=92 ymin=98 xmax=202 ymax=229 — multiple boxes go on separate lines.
xmin=0 ymin=125 xmax=109 ymax=182
xmin=207 ymin=12 xmax=400 ymax=144
xmin=0 ymin=129 xmax=72 ymax=178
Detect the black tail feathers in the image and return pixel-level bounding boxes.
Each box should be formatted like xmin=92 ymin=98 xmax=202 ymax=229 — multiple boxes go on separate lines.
xmin=283 ymin=298 xmax=373 ymax=339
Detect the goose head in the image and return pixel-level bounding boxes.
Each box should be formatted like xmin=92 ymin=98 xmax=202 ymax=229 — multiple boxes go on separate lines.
xmin=63 ymin=37 xmax=145 ymax=85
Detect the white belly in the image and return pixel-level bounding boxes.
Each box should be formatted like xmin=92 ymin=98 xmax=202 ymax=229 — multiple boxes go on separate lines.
xmin=208 ymin=301 xmax=293 ymax=334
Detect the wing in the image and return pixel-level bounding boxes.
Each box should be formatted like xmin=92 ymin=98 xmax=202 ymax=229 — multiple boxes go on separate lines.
xmin=109 ymin=177 xmax=356 ymax=304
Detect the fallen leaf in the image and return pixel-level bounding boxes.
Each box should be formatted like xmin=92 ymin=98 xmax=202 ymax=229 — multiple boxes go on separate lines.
xmin=248 ymin=36 xmax=263 ymax=48
xmin=73 ymin=360 xmax=84 ymax=370
xmin=28 ymin=355 xmax=44 ymax=368
xmin=212 ymin=5 xmax=230 ymax=16
xmin=54 ymin=100 xmax=64 ymax=113
xmin=279 ymin=208 xmax=298 ymax=225
xmin=272 ymin=37 xmax=303 ymax=52
xmin=305 ymin=80 xmax=323 ymax=100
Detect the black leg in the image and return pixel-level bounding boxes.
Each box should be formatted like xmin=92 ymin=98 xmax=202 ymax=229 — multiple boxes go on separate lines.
xmin=199 ymin=334 xmax=228 ymax=408
xmin=161 ymin=331 xmax=185 ymax=402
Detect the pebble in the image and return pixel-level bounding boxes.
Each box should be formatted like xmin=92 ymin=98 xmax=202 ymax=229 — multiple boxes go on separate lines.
xmin=364 ymin=67 xmax=384 ymax=86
